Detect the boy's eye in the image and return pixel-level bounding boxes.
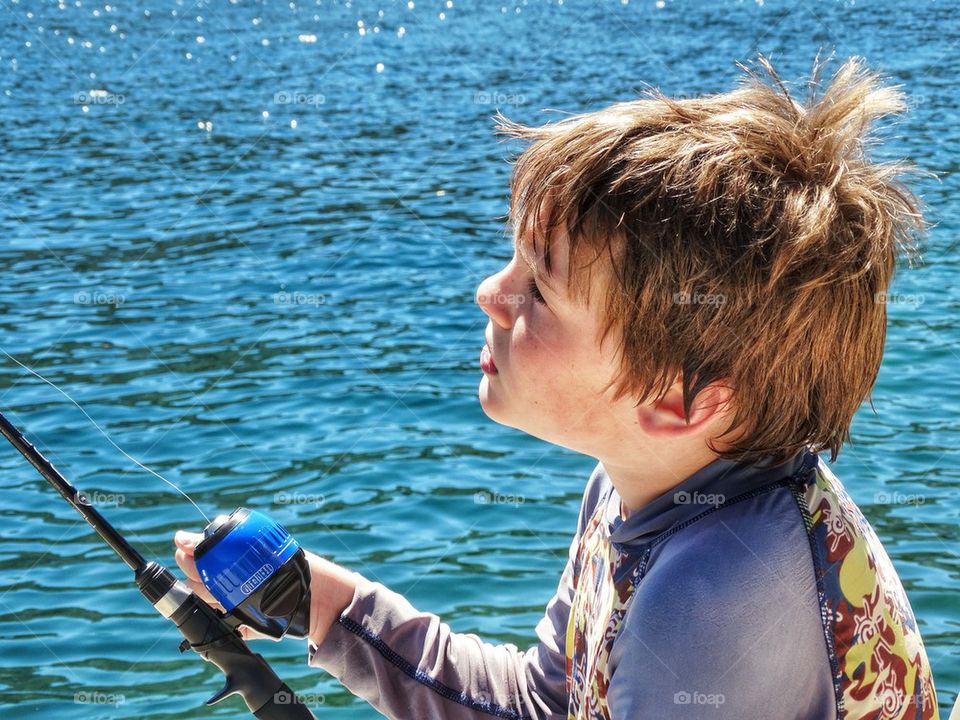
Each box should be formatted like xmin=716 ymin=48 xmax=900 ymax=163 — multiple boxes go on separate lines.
xmin=528 ymin=277 xmax=546 ymax=304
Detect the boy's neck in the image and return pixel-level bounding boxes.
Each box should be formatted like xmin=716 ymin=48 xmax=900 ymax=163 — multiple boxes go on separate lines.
xmin=604 ymin=448 xmax=724 ymax=520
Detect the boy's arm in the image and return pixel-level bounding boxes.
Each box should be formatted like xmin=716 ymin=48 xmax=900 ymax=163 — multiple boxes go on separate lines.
xmin=307 ymin=551 xmax=573 ymax=720
xmin=307 ymin=465 xmax=606 ymax=720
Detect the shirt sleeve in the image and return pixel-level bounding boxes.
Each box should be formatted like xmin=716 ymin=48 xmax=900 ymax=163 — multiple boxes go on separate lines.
xmin=307 ymin=464 xmax=607 ymax=720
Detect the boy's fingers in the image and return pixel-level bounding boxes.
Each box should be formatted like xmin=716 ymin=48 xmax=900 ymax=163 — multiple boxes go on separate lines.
xmin=238 ymin=625 xmax=271 ymax=642
xmin=170 ymin=533 xmax=268 ymax=640
xmin=184 ymin=577 xmax=219 ymax=607
xmin=171 ymin=529 xmax=269 ymax=642
xmin=176 ymin=582 xmax=267 ymax=640
xmin=174 ymin=548 xmax=202 ymax=583
xmin=174 ymin=530 xmax=203 ymax=554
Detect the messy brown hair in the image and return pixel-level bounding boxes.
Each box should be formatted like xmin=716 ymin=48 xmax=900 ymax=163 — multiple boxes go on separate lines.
xmin=495 ymin=53 xmax=927 ymax=464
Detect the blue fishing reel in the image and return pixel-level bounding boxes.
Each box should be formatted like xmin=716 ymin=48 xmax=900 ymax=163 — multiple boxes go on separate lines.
xmin=195 ymin=508 xmax=311 ymax=640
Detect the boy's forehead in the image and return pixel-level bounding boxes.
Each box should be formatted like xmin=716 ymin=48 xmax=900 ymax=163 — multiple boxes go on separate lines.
xmin=509 ymin=195 xmax=613 ymax=308
xmin=513 ymin=196 xmax=569 ymax=278
xmin=514 ymin=221 xmax=568 ymax=283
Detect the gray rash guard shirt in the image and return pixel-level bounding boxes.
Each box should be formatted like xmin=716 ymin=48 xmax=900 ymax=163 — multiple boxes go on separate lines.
xmin=307 ymin=449 xmax=939 ymax=719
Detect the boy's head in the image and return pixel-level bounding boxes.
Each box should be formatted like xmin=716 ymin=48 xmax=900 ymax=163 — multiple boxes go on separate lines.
xmin=476 ymin=54 xmax=926 ymax=469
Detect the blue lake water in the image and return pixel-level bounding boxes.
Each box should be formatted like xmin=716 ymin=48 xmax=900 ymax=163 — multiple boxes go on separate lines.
xmin=0 ymin=0 xmax=958 ymax=717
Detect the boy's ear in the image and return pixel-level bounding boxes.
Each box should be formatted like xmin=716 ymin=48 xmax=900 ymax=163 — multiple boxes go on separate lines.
xmin=634 ymin=381 xmax=734 ymax=437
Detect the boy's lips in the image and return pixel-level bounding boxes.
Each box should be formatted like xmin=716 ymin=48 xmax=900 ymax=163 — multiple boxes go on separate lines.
xmin=480 ymin=343 xmax=498 ymax=375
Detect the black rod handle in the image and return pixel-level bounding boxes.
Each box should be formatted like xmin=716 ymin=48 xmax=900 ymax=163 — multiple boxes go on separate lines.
xmin=169 ymin=587 xmax=316 ymax=719
xmin=253 ymin=682 xmax=316 ymax=720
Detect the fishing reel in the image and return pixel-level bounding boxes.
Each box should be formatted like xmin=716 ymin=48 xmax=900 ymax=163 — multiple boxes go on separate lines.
xmin=195 ymin=508 xmax=311 ymax=640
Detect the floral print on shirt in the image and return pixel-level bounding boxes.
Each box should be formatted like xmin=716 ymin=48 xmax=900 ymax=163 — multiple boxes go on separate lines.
xmin=564 ymin=459 xmax=939 ymax=719
xmin=796 ymin=461 xmax=938 ymax=719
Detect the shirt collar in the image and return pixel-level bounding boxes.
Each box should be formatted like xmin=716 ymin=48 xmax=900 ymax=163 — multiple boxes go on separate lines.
xmin=605 ymin=448 xmax=818 ymax=548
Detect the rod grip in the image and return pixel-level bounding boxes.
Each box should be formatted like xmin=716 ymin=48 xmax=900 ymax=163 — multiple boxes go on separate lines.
xmin=253 ymin=682 xmax=315 ymax=720
xmin=169 ymin=585 xmax=316 ymax=719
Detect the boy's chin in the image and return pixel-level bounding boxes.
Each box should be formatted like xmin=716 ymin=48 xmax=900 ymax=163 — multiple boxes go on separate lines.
xmin=478 ymin=376 xmax=520 ymax=428
xmin=478 ymin=379 xmax=567 ymax=446
xmin=478 ymin=375 xmax=503 ymax=419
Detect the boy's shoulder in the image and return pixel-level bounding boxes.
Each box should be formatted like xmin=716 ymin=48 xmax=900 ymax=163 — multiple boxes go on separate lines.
xmin=606 ymin=457 xmax=939 ymax=719
xmin=791 ymin=459 xmax=940 ymax=719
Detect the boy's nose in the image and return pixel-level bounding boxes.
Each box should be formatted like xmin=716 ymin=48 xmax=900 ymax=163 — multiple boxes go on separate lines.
xmin=476 ymin=272 xmax=513 ymax=330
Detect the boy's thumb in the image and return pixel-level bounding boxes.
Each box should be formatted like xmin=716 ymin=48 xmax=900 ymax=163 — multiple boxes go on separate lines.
xmin=174 ymin=530 xmax=201 ymax=550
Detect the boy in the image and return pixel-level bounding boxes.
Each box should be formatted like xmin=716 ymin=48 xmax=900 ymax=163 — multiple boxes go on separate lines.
xmin=175 ymin=54 xmax=939 ymax=718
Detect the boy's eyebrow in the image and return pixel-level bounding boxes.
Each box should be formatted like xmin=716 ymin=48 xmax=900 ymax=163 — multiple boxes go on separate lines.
xmin=513 ymin=232 xmax=559 ymax=294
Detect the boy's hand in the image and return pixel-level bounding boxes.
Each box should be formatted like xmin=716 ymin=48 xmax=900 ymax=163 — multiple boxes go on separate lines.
xmin=173 ymin=530 xmax=271 ymax=641
xmin=173 ymin=530 xmax=360 ymax=647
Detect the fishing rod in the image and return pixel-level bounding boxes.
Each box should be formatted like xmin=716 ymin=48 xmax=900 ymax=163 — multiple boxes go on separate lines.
xmin=0 ymin=410 xmax=316 ymax=719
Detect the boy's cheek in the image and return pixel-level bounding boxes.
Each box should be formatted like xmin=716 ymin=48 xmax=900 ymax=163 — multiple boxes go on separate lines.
xmin=510 ymin=320 xmax=553 ymax=360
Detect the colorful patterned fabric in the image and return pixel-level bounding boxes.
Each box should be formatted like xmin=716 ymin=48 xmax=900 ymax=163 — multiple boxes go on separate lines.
xmin=793 ymin=460 xmax=938 ymax=719
xmin=564 ymin=452 xmax=939 ymax=720
xmin=565 ymin=503 xmax=646 ymax=718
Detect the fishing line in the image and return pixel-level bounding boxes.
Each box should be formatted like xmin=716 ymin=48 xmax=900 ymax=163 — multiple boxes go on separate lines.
xmin=0 ymin=349 xmax=210 ymax=523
